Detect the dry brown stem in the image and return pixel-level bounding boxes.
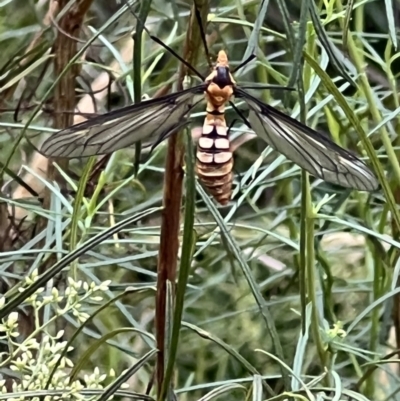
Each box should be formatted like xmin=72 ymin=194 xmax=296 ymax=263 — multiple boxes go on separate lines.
xmin=155 ymin=0 xmax=210 ymax=394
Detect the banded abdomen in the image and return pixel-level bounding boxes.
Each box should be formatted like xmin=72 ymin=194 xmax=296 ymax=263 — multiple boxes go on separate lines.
xmin=196 ymin=109 xmax=233 ymax=205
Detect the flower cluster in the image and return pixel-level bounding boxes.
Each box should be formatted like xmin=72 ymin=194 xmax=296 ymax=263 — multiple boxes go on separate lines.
xmin=0 ymin=272 xmax=116 ymax=400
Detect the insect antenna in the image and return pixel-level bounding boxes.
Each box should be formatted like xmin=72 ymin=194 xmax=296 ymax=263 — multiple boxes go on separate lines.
xmin=232 ymin=54 xmax=295 ymax=92
xmin=193 ymin=1 xmax=213 ymax=69
xmin=240 ymin=84 xmax=295 ymax=91
xmin=232 ymin=56 xmax=295 ymax=92
xmin=127 ymin=2 xmax=205 ymax=80
xmin=146 ymin=32 xmax=205 ymax=80
xmin=232 ymin=54 xmax=257 ymax=74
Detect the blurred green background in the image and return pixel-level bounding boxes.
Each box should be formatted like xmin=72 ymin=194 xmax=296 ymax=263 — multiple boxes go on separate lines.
xmin=1 ymin=0 xmax=400 ymax=400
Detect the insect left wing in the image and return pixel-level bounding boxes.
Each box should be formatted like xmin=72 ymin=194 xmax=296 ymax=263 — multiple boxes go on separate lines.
xmin=40 ymin=85 xmax=205 ymax=158
xmin=235 ymin=88 xmax=379 ymax=192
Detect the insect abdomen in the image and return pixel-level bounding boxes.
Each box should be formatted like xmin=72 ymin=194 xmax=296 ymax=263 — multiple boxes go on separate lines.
xmin=196 ymin=122 xmax=233 ymax=205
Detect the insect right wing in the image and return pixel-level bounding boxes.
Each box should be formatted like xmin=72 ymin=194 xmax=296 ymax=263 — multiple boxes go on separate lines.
xmin=235 ymin=87 xmax=379 ymax=192
xmin=40 ymin=85 xmax=206 ymax=158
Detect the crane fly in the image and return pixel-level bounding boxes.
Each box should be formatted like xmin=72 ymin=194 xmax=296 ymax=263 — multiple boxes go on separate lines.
xmin=40 ymin=50 xmax=379 ymax=204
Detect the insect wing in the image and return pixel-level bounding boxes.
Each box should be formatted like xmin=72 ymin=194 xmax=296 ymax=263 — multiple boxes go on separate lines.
xmin=40 ymin=86 xmax=205 ymax=158
xmin=236 ymin=88 xmax=379 ymax=191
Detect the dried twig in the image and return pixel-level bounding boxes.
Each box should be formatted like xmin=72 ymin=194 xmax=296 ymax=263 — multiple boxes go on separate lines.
xmin=155 ymin=0 xmax=210 ymax=395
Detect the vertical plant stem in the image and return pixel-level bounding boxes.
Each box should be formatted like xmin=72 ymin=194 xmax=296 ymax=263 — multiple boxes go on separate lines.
xmin=301 ymin=21 xmax=328 ymax=376
xmin=299 ymin=179 xmax=307 ymax=336
xmin=299 ymin=22 xmax=314 ymax=335
xmin=49 ymin=0 xmax=93 ymax=186
xmin=382 ymin=6 xmax=400 ymax=364
xmin=42 ymin=0 xmax=94 ymax=220
xmin=365 ymin=242 xmax=383 ymax=397
xmin=305 ymin=185 xmax=329 ymax=375
xmin=69 ymin=157 xmax=96 ymax=279
xmin=155 ymin=1 xmax=209 ymax=397
xmin=34 ymin=0 xmax=93 ymax=343
xmin=159 ymin=131 xmax=197 ymax=401
xmin=133 ymin=0 xmax=152 ymax=175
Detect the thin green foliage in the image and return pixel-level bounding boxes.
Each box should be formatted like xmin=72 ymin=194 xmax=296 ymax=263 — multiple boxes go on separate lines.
xmin=133 ymin=0 xmax=153 ymax=175
xmin=0 ymin=207 xmax=161 ymax=319
xmin=0 ymin=0 xmax=138 ymax=181
xmin=1 ymin=0 xmax=400 ymax=400
xmin=196 ymin=183 xmax=290 ymax=390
